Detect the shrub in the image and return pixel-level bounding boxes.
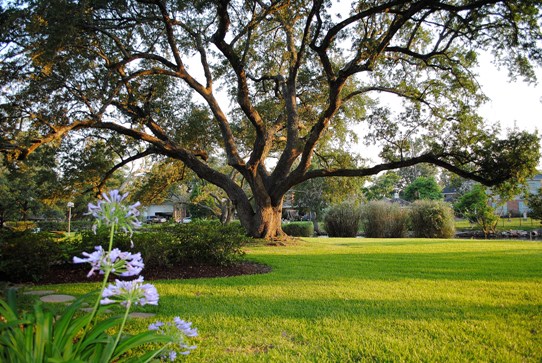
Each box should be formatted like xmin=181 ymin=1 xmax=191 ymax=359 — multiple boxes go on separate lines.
xmin=79 ymin=228 xmax=174 ymax=266
xmin=4 ymin=221 xmax=37 ymax=232
xmin=167 ymin=220 xmax=250 ymax=266
xmin=36 ymin=221 xmax=67 ymax=231
xmin=410 ymin=200 xmax=456 ymax=238
xmin=0 ymin=232 xmax=61 ymax=282
xmin=454 ymin=184 xmax=498 ymax=237
xmin=361 ymin=201 xmax=409 ymax=238
xmin=282 ymin=221 xmax=314 ymax=237
xmin=324 ymin=203 xmax=363 ymax=237
xmin=80 ymin=228 xmax=132 ymax=251
xmin=132 ymin=232 xmax=176 ymax=268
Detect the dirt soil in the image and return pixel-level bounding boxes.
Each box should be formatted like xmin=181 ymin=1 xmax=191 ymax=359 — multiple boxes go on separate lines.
xmin=32 ymin=261 xmax=272 ymax=285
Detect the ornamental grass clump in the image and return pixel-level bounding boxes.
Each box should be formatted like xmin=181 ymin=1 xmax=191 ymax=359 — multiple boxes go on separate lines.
xmin=324 ymin=202 xmax=363 ymax=237
xmin=0 ymin=190 xmax=197 ymax=362
xmin=361 ymin=201 xmax=410 ymax=238
xmin=410 ymin=200 xmax=456 ymax=238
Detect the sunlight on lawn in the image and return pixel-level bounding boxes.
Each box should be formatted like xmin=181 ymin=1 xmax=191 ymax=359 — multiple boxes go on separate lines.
xmin=49 ymin=238 xmax=542 ymax=362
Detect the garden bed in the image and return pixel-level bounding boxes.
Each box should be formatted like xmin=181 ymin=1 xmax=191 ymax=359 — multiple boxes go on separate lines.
xmin=22 ymin=261 xmax=272 ymax=285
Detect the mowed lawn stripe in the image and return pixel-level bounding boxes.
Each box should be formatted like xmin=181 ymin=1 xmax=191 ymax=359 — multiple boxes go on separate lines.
xmin=51 ymin=238 xmax=542 ymax=362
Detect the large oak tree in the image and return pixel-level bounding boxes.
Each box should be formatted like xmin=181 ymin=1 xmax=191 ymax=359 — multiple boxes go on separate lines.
xmin=0 ymin=0 xmax=540 ymax=238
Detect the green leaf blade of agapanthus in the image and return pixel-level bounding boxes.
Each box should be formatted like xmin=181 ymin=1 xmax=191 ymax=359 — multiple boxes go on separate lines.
xmin=112 ymin=331 xmax=175 ymax=362
xmin=33 ymin=305 xmax=53 ymax=362
xmin=80 ymin=315 xmax=125 ymax=350
xmin=50 ymin=296 xmax=87 ymax=348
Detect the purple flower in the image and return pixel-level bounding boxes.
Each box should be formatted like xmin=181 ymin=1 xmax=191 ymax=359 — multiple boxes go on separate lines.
xmin=73 ymin=246 xmax=105 ymax=277
xmin=101 ymin=276 xmax=159 ymax=306
xmin=168 ymin=350 xmax=177 ymax=361
xmin=148 ymin=321 xmax=164 ymax=331
xmin=173 ymin=317 xmax=198 ymax=337
xmin=86 ymin=190 xmax=142 ymax=236
xmin=73 ymin=247 xmax=144 ymax=277
xmin=179 ymin=343 xmax=197 ymax=355
xmin=102 ymin=189 xmax=129 ymax=204
xmin=109 ymin=248 xmax=144 ymax=276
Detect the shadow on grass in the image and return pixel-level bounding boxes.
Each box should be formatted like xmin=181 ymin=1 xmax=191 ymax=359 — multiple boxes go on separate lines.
xmin=160 ymin=293 xmax=540 ymax=321
xmin=215 ymin=247 xmax=542 ymax=284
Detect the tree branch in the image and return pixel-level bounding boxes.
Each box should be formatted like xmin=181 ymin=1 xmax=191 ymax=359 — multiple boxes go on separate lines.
xmin=92 ymin=148 xmax=157 ymax=195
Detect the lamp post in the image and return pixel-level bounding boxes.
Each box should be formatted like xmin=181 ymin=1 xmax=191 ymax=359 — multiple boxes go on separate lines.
xmin=67 ymin=202 xmax=74 ymax=236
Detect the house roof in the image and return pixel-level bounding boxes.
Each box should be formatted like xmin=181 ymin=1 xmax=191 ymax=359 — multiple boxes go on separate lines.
xmin=442 ymin=186 xmax=458 ymax=194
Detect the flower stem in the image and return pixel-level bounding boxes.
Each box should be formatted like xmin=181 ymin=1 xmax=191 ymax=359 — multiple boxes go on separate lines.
xmin=106 ymin=300 xmax=132 ymax=363
xmin=76 ymin=222 xmax=117 ymax=352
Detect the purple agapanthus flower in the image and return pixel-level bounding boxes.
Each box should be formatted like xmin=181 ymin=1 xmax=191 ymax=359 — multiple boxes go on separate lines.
xmin=73 ymin=246 xmax=105 ymax=277
xmin=101 ymin=276 xmax=159 ymax=306
xmin=102 ymin=189 xmax=129 ymax=204
xmin=173 ymin=317 xmax=198 ymax=337
xmin=168 ymin=350 xmax=177 ymax=361
xmin=108 ymin=248 xmax=144 ymax=276
xmin=148 ymin=321 xmax=164 ymax=331
xmin=73 ymin=247 xmax=144 ymax=277
xmin=179 ymin=343 xmax=197 ymax=355
xmin=87 ymin=190 xmax=143 ymax=237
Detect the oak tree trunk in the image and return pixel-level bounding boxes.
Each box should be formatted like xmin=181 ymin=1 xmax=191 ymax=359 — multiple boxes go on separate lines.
xmin=237 ymin=197 xmax=285 ymax=239
xmin=251 ymin=204 xmax=285 ymax=239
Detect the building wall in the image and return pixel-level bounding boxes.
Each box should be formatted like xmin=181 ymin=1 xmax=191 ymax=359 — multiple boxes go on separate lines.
xmin=143 ymin=204 xmax=174 ymax=217
xmin=490 ymin=175 xmax=542 ymax=217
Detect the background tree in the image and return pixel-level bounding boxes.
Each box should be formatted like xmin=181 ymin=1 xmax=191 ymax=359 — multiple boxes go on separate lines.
xmin=0 ymin=155 xmax=15 ymax=227
xmin=0 ymin=146 xmax=62 ymax=223
xmin=527 ymin=188 xmax=542 ymax=224
xmin=128 ymin=158 xmax=188 ymax=206
xmin=363 ymin=172 xmax=401 ymax=200
xmin=454 ymin=184 xmax=499 ymax=237
xmin=1 ymin=0 xmax=541 ymax=238
xmin=57 ymin=135 xmax=128 ymax=218
xmin=188 ymin=179 xmax=236 ymax=223
xmin=403 ymin=176 xmax=443 ymax=201
xmin=293 ymin=174 xmax=365 ymax=233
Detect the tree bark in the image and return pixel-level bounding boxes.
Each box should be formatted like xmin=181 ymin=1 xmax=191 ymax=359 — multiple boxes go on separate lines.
xmin=252 ymin=204 xmax=285 ymax=239
xmin=237 ymin=197 xmax=285 ymax=239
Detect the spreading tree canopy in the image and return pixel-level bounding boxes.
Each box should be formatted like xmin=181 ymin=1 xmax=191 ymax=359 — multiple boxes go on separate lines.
xmin=0 ymin=0 xmax=540 ymax=238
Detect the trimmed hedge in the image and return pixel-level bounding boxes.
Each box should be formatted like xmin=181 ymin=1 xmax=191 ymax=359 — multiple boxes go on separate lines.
xmin=282 ymin=222 xmax=314 ymax=237
xmin=81 ymin=220 xmax=250 ymax=267
xmin=167 ymin=220 xmax=250 ymax=266
xmin=361 ymin=201 xmax=409 ymax=238
xmin=3 ymin=221 xmax=37 ymax=232
xmin=0 ymin=220 xmax=252 ymax=283
xmin=324 ymin=203 xmax=363 ymax=237
xmin=37 ymin=220 xmax=94 ymax=232
xmin=410 ymin=200 xmax=456 ymax=238
xmin=0 ymin=232 xmax=61 ymax=282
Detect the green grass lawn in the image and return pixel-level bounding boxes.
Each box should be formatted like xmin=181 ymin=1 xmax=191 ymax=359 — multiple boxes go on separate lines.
xmin=35 ymin=238 xmax=542 ymax=362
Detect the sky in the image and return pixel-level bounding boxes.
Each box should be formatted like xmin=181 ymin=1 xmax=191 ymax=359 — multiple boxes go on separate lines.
xmin=354 ymin=52 xmax=542 ymax=165
xmin=476 ymin=53 xmax=542 ymax=135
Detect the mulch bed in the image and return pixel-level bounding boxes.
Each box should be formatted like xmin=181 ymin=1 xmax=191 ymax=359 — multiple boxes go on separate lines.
xmin=32 ymin=261 xmax=272 ymax=285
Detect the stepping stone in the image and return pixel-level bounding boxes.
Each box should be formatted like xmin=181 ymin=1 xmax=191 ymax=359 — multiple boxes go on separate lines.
xmin=23 ymin=290 xmax=56 ymax=296
xmin=129 ymin=312 xmax=156 ymax=319
xmin=40 ymin=294 xmax=76 ymax=303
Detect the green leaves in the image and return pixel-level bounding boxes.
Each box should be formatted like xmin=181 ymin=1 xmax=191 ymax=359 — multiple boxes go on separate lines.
xmin=526 ymin=188 xmax=542 ymax=223
xmin=403 ymin=176 xmax=442 ymax=202
xmin=453 ymin=184 xmax=499 ymax=237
